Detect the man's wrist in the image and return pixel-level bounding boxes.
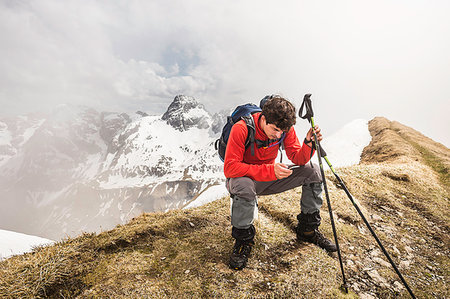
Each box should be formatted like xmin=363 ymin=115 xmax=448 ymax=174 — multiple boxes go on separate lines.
xmin=304 ymin=138 xmax=316 ymax=149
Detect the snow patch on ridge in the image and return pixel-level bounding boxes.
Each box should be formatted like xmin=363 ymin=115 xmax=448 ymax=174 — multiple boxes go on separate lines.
xmin=0 ymin=229 xmax=54 ymax=260
xmin=184 ymin=184 xmax=228 ymax=209
xmin=321 ymin=119 xmax=371 ymax=167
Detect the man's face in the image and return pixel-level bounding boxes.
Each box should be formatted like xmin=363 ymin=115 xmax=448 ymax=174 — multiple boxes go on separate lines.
xmin=262 ymin=116 xmax=285 ymax=139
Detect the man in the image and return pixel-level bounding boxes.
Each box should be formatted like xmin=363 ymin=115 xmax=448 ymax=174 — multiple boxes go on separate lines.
xmin=224 ymin=95 xmax=337 ymax=270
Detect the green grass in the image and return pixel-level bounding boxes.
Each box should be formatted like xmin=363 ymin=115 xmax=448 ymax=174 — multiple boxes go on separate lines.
xmin=412 ymin=141 xmax=449 ymax=189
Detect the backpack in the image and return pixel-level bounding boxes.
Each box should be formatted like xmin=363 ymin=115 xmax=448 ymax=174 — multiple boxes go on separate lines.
xmin=214 ymin=103 xmax=285 ymax=162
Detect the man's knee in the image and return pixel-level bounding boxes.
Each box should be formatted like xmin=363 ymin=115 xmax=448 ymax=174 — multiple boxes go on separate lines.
xmin=290 ymin=163 xmax=322 ymax=185
xmin=227 ymin=177 xmax=256 ymax=199
xmin=305 ymin=163 xmax=322 ymax=184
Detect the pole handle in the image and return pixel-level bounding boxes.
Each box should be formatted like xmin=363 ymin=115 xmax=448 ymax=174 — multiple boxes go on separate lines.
xmin=299 ymin=94 xmax=314 ymax=122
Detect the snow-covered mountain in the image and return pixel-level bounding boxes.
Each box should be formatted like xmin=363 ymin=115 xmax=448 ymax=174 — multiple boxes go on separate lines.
xmin=0 ymin=96 xmax=225 ymax=240
xmin=0 ymin=95 xmax=371 ymax=241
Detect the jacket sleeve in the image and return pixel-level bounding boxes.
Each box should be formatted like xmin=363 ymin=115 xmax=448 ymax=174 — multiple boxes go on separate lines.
xmin=283 ymin=127 xmax=315 ymax=165
xmin=223 ymin=121 xmax=277 ymax=181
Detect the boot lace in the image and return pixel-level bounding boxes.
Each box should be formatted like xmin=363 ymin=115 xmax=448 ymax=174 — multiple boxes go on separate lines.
xmin=233 ymin=241 xmax=253 ymax=257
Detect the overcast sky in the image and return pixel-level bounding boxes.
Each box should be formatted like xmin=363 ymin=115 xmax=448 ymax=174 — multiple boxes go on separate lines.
xmin=0 ymin=0 xmax=449 ymax=146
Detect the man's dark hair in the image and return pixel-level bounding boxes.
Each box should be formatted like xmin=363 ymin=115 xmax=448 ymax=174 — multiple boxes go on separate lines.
xmin=261 ymin=95 xmax=296 ymax=131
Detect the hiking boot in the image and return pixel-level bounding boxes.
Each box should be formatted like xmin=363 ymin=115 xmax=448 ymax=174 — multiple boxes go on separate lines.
xmin=297 ymin=229 xmax=337 ymax=252
xmin=229 ymin=240 xmax=254 ymax=270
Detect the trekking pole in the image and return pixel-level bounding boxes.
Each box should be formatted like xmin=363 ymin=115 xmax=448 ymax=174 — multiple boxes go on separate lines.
xmin=325 ymin=160 xmax=416 ymax=298
xmin=299 ymin=94 xmax=416 ymax=299
xmin=299 ymin=94 xmax=348 ymax=293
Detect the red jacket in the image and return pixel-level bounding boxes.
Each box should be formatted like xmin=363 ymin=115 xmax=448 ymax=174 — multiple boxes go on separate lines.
xmin=224 ymin=112 xmax=314 ymax=181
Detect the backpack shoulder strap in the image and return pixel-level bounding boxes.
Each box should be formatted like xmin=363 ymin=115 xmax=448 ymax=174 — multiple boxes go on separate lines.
xmin=241 ymin=114 xmax=256 ymax=156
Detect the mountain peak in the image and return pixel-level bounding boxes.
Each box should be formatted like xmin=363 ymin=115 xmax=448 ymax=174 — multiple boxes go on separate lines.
xmin=169 ymin=95 xmax=199 ymax=107
xmin=161 ymin=95 xmax=211 ymax=131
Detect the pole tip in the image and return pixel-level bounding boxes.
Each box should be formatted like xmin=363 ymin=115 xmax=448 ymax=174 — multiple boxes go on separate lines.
xmin=340 ymin=283 xmax=349 ymax=294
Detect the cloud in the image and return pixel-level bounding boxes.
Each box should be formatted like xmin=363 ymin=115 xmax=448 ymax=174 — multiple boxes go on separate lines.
xmin=0 ymin=0 xmax=449 ymax=146
xmin=0 ymin=0 xmax=208 ymax=114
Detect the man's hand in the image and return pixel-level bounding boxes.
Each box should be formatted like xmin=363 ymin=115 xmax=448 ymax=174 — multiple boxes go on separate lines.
xmin=306 ymin=125 xmax=323 ymax=143
xmin=274 ymin=163 xmax=292 ymax=179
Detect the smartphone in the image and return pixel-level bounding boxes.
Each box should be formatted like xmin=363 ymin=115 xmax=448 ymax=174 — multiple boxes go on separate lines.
xmin=288 ymin=165 xmax=301 ymax=170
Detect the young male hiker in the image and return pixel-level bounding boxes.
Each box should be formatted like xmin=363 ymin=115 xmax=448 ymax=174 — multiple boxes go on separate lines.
xmin=224 ymin=95 xmax=337 ymax=270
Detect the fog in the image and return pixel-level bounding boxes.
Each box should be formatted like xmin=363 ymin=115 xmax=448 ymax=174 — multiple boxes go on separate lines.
xmin=0 ymin=0 xmax=449 ymax=146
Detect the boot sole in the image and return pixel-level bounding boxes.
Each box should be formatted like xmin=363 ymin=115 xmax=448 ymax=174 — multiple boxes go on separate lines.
xmin=229 ymin=262 xmax=246 ymax=270
xmin=297 ymin=236 xmax=337 ymax=252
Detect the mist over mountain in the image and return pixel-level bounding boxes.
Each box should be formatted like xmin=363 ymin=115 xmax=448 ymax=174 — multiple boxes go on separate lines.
xmin=0 ymin=95 xmax=225 ymax=240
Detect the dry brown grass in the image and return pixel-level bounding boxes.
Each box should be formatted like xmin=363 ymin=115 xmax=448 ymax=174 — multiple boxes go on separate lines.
xmin=0 ymin=117 xmax=448 ymax=298
xmin=362 ymin=117 xmax=450 ymax=190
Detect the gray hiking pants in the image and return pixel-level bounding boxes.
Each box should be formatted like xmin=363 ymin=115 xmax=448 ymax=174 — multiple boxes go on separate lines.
xmin=226 ymin=163 xmax=323 ymax=230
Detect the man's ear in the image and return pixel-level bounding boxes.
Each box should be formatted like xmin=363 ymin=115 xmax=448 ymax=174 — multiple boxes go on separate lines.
xmin=260 ymin=115 xmax=266 ymax=128
xmin=260 ymin=115 xmax=266 ymax=123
